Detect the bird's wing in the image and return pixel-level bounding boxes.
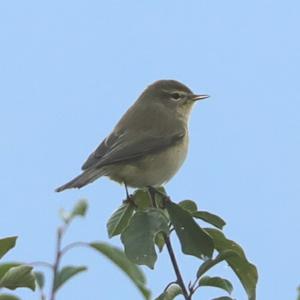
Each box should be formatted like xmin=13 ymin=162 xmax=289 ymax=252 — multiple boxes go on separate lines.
xmin=81 ymin=129 xmax=185 ymax=170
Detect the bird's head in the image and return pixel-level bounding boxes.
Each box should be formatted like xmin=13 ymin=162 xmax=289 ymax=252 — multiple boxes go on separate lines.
xmin=140 ymin=80 xmax=209 ymax=121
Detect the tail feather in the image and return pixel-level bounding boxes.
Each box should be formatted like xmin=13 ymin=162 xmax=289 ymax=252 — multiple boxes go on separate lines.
xmin=55 ymin=169 xmax=102 ymax=192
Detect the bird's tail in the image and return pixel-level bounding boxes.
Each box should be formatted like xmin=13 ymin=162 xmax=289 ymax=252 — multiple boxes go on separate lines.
xmin=55 ymin=169 xmax=102 ymax=192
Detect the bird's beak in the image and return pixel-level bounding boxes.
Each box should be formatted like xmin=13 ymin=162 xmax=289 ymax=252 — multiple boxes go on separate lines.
xmin=191 ymin=94 xmax=210 ymax=101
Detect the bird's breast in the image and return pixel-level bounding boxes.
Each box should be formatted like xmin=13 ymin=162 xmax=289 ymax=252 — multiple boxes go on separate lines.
xmin=104 ymin=134 xmax=189 ymax=188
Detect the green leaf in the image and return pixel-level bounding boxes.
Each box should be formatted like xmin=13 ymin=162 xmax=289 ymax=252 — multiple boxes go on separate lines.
xmin=0 ymin=264 xmax=19 ymax=280
xmin=54 ymin=266 xmax=87 ymax=292
xmin=178 ymin=200 xmax=198 ymax=213
xmin=153 ymin=187 xmax=168 ymax=208
xmin=155 ymin=284 xmax=182 ymax=300
xmin=34 ymin=271 xmax=45 ymax=289
xmin=107 ymin=203 xmax=135 ymax=238
xmin=133 ymin=187 xmax=168 ymax=209
xmin=0 ymin=295 xmax=21 ymax=300
xmin=59 ymin=208 xmax=72 ymax=224
xmin=193 ymin=211 xmax=226 ymax=230
xmin=121 ymin=208 xmax=169 ymax=269
xmin=205 ymin=228 xmax=258 ymax=300
xmin=0 ymin=237 xmax=17 ymax=260
xmin=132 ymin=189 xmax=152 ymax=210
xmin=156 ymin=186 xmax=167 ymax=194
xmin=197 ymin=250 xmax=239 ymax=278
xmin=199 ymin=276 xmax=233 ymax=294
xmin=0 ymin=265 xmax=35 ymax=291
xmin=166 ymin=202 xmax=214 ymax=259
xmin=60 ymin=199 xmax=88 ymax=224
xmin=90 ymin=242 xmax=150 ymax=299
xmin=71 ymin=199 xmax=88 ymax=218
xmin=155 ymin=232 xmax=165 ymax=252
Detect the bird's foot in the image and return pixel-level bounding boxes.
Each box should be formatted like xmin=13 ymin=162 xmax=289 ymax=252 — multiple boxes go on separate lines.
xmin=147 ymin=186 xmax=171 ymax=208
xmin=148 ymin=186 xmax=170 ymax=199
xmin=123 ymin=194 xmax=137 ymax=207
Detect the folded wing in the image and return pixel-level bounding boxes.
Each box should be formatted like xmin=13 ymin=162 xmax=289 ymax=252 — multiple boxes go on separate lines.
xmin=81 ymin=129 xmax=185 ymax=170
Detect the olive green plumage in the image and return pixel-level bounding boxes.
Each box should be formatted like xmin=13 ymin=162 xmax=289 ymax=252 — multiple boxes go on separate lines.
xmin=56 ymin=80 xmax=208 ymax=192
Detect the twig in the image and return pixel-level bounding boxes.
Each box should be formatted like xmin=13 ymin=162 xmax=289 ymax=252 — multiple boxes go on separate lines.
xmin=189 ymin=276 xmax=200 ymax=297
xmin=148 ymin=187 xmax=190 ymax=300
xmin=49 ymin=218 xmax=90 ymax=300
xmin=49 ymin=226 xmax=64 ymax=300
xmin=61 ymin=241 xmax=89 ymax=256
xmin=164 ymin=235 xmax=190 ymax=299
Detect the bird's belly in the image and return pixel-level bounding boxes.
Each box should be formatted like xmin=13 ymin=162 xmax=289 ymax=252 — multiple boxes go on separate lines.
xmin=104 ymin=137 xmax=188 ymax=188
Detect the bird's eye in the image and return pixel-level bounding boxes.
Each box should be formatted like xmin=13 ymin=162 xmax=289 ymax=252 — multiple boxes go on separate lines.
xmin=171 ymin=92 xmax=181 ymax=100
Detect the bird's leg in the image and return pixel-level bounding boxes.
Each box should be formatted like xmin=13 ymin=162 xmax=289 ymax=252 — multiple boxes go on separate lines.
xmin=124 ymin=181 xmax=130 ymax=199
xmin=147 ymin=186 xmax=157 ymax=207
xmin=147 ymin=186 xmax=170 ymax=208
xmin=123 ymin=182 xmax=136 ymax=206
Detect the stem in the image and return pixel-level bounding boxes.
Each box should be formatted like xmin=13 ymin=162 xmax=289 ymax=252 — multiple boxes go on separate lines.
xmin=61 ymin=241 xmax=89 ymax=256
xmin=189 ymin=277 xmax=199 ymax=297
xmin=148 ymin=188 xmax=190 ymax=300
xmin=49 ymin=220 xmax=88 ymax=300
xmin=164 ymin=235 xmax=190 ymax=299
xmin=50 ymin=226 xmax=64 ymax=300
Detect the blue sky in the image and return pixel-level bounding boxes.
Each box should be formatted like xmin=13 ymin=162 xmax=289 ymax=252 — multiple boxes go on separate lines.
xmin=1 ymin=0 xmax=299 ymax=299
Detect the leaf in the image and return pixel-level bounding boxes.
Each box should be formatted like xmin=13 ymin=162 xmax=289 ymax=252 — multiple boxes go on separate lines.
xmin=0 ymin=237 xmax=17 ymax=260
xmin=156 ymin=186 xmax=167 ymax=194
xmin=90 ymin=242 xmax=150 ymax=299
xmin=197 ymin=250 xmax=239 ymax=278
xmin=132 ymin=189 xmax=152 ymax=210
xmin=155 ymin=232 xmax=165 ymax=252
xmin=0 ymin=265 xmax=35 ymax=291
xmin=178 ymin=200 xmax=198 ymax=213
xmin=153 ymin=187 xmax=168 ymax=208
xmin=0 ymin=295 xmax=21 ymax=300
xmin=155 ymin=284 xmax=182 ymax=300
xmin=205 ymin=228 xmax=258 ymax=300
xmin=193 ymin=211 xmax=226 ymax=230
xmin=0 ymin=264 xmax=19 ymax=280
xmin=133 ymin=187 xmax=168 ymax=209
xmin=34 ymin=271 xmax=45 ymax=289
xmin=121 ymin=208 xmax=169 ymax=269
xmin=71 ymin=199 xmax=88 ymax=218
xmin=54 ymin=266 xmax=87 ymax=292
xmin=59 ymin=199 xmax=88 ymax=224
xmin=199 ymin=276 xmax=233 ymax=294
xmin=166 ymin=202 xmax=214 ymax=259
xmin=107 ymin=203 xmax=135 ymax=238
xmin=59 ymin=208 xmax=72 ymax=223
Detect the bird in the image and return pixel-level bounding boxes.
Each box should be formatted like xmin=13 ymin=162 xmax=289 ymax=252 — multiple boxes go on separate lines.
xmin=55 ymin=80 xmax=208 ymax=195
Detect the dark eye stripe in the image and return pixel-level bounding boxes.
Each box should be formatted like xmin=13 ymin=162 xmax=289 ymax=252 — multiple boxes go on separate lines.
xmin=171 ymin=92 xmax=181 ymax=100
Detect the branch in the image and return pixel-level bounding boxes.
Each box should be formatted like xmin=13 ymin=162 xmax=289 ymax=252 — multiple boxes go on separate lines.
xmin=148 ymin=187 xmax=190 ymax=300
xmin=188 ymin=277 xmax=200 ymax=297
xmin=49 ymin=226 xmax=64 ymax=300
